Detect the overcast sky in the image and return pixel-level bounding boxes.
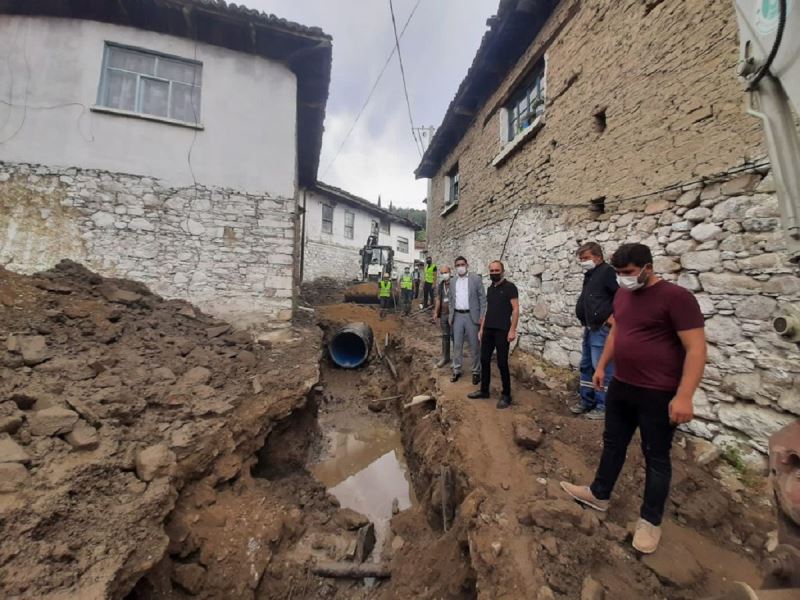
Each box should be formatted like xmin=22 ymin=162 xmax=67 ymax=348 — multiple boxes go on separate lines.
xmin=249 ymin=0 xmax=499 ymax=209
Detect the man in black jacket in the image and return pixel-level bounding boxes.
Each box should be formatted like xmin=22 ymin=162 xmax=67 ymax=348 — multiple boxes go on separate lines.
xmin=571 ymin=242 xmax=618 ymax=419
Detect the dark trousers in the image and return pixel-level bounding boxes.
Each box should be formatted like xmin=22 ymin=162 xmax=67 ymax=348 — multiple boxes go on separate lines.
xmin=423 ymin=282 xmax=435 ymax=307
xmin=440 ymin=316 xmax=451 ymax=362
xmin=413 ymin=280 xmax=420 ymax=299
xmin=590 ymin=378 xmax=677 ymax=525
xmin=401 ymin=289 xmax=413 ymax=315
xmin=479 ymin=328 xmax=511 ymax=397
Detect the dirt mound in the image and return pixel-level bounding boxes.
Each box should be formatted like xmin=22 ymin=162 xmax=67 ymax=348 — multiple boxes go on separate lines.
xmin=316 ymin=303 xmax=399 ymax=340
xmin=0 ymin=261 xmax=320 ymax=599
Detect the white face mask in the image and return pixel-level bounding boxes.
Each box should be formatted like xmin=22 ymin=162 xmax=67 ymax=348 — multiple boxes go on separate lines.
xmin=440 ymin=273 xmax=451 ymax=281
xmin=617 ymin=269 xmax=648 ymax=291
xmin=580 ymin=260 xmax=596 ymax=272
xmin=456 ymin=266 xmax=467 ymax=276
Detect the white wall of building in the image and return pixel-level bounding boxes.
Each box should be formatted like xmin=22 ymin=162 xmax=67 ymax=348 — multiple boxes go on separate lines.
xmin=0 ymin=16 xmax=297 ymax=198
xmin=303 ymin=189 xmax=416 ymax=281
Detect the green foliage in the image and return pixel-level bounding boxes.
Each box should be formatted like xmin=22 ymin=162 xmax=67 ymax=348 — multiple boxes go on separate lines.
xmin=389 ymin=206 xmax=427 ymax=241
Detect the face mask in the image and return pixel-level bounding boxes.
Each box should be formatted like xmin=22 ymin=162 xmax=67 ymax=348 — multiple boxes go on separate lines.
xmin=489 ymin=273 xmax=502 ymax=282
xmin=426 ymin=260 xmax=431 ymax=266
xmin=580 ymin=260 xmax=595 ymax=272
xmin=617 ymin=268 xmax=648 ymax=291
xmin=456 ymin=266 xmax=467 ymax=276
xmin=440 ymin=273 xmax=451 ymax=281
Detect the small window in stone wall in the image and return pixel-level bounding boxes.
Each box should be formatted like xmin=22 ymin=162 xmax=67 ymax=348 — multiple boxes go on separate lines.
xmin=344 ymin=210 xmax=355 ymax=239
xmin=444 ymin=164 xmax=460 ymax=212
xmin=505 ymin=60 xmax=545 ymax=141
xmin=397 ymin=236 xmax=409 ymax=254
xmin=322 ymin=204 xmax=333 ymax=234
xmin=98 ymin=43 xmax=202 ymax=124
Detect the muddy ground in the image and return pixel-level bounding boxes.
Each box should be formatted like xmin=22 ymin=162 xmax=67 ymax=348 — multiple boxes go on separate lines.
xmin=0 ymin=268 xmax=779 ymax=599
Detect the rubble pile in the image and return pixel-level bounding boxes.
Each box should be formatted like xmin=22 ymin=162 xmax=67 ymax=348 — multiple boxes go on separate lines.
xmin=0 ymin=261 xmax=320 ymax=599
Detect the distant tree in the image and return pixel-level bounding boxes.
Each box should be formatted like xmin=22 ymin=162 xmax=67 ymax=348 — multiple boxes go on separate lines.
xmin=388 ymin=206 xmax=427 ymax=241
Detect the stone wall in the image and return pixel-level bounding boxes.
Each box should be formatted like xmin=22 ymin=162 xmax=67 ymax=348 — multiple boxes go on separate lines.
xmin=426 ymin=0 xmax=765 ymax=246
xmin=0 ymin=162 xmax=296 ymax=327
xmin=303 ymin=240 xmax=416 ymax=284
xmin=432 ymin=163 xmax=799 ymax=451
xmin=303 ymin=240 xmax=362 ymax=282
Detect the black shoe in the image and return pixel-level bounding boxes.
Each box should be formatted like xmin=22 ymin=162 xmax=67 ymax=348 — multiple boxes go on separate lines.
xmin=451 ymin=372 xmax=461 ymax=383
xmin=467 ymin=390 xmax=490 ymax=400
xmin=496 ymin=395 xmax=512 ymax=409
xmin=472 ymin=373 xmax=481 ymax=385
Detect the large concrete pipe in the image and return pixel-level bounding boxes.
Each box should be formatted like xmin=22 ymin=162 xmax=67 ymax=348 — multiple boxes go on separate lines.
xmin=328 ymin=322 xmax=374 ymax=368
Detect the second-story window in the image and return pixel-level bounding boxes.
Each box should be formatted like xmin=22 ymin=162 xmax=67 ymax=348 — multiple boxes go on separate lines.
xmin=397 ymin=236 xmax=409 ymax=254
xmin=322 ymin=204 xmax=333 ymax=234
xmin=344 ymin=210 xmax=355 ymax=239
xmin=506 ymin=60 xmax=545 ymax=140
xmin=98 ymin=43 xmax=203 ymax=124
xmin=445 ymin=163 xmax=459 ymax=209
xmin=380 ymin=220 xmax=391 ymax=235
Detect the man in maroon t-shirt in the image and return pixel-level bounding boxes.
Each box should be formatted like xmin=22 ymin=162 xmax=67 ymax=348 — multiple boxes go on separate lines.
xmin=561 ymin=243 xmax=706 ymax=554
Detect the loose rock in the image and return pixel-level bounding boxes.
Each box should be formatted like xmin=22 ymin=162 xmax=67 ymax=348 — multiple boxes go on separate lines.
xmin=0 ymin=434 xmax=31 ymax=464
xmin=580 ymin=575 xmax=605 ymax=600
xmin=135 ymin=444 xmax=177 ymax=482
xmin=172 ymin=563 xmax=207 ymax=595
xmin=65 ymin=421 xmax=100 ymax=450
xmin=0 ymin=462 xmax=29 ymax=492
xmin=28 ymin=406 xmax=79 ymax=436
xmin=513 ymin=416 xmax=543 ymax=450
xmin=334 ymin=508 xmax=370 ymax=531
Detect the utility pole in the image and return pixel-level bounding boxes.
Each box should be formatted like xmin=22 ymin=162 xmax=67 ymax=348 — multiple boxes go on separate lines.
xmin=413 ymin=126 xmax=436 ymax=154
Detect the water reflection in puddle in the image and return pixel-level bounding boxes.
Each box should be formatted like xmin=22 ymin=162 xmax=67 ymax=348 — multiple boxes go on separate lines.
xmin=310 ymin=426 xmax=416 ymax=559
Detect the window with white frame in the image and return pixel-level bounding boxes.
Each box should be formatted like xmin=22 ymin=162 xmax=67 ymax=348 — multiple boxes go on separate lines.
xmin=444 ymin=163 xmax=459 ymax=209
xmin=344 ymin=210 xmax=355 ymax=240
xmin=322 ymin=204 xmax=333 ymax=234
xmin=98 ymin=44 xmax=202 ymax=124
xmin=397 ymin=236 xmax=409 ymax=254
xmin=505 ymin=60 xmax=545 ymax=141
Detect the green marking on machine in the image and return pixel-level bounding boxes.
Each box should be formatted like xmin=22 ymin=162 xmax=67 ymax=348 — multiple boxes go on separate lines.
xmin=755 ymin=0 xmax=794 ymax=34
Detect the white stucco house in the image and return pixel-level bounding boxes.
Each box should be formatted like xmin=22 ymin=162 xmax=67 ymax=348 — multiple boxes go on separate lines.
xmin=0 ymin=0 xmax=332 ymax=327
xmin=301 ymin=183 xmax=420 ymax=282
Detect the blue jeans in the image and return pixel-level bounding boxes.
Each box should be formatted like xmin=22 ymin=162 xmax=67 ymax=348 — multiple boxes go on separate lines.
xmin=579 ymin=325 xmax=614 ymax=410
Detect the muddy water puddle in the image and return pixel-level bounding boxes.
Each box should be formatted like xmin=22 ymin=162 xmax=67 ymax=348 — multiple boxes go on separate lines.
xmin=310 ymin=423 xmax=416 ymax=559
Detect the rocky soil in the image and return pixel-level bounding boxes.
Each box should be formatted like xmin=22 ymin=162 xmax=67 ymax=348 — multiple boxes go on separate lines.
xmin=0 ymin=267 xmax=781 ymax=599
xmin=0 ymin=261 xmax=321 ymax=599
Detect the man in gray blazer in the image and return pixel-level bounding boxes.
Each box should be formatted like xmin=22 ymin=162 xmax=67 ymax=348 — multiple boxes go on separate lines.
xmin=448 ymin=256 xmax=486 ymax=384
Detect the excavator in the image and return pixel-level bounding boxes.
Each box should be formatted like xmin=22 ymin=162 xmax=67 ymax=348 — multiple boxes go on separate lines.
xmin=343 ymin=222 xmax=398 ymax=304
xmin=717 ymin=1 xmax=800 ymax=597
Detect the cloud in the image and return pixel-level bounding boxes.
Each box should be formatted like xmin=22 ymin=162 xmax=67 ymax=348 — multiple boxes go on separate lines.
xmin=248 ymin=0 xmax=500 ymax=209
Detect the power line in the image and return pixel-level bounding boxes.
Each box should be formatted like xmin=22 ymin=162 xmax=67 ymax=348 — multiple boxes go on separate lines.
xmin=388 ymin=0 xmax=422 ymax=158
xmin=321 ymin=0 xmax=423 ymax=177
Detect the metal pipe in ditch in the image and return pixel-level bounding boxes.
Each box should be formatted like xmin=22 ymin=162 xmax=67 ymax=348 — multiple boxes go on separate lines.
xmin=328 ymin=322 xmax=374 ymax=368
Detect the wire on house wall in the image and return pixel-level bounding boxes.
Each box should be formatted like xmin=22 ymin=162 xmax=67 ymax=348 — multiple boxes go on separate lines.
xmin=0 ymin=19 xmax=30 ymax=146
xmin=321 ymin=0 xmax=424 ymax=177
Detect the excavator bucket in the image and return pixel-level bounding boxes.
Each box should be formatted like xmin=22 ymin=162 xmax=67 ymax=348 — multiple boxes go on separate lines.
xmin=343 ymin=281 xmax=381 ymax=304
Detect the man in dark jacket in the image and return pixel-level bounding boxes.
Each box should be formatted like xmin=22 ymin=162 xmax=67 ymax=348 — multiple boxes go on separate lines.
xmin=571 ymin=242 xmax=618 ymax=419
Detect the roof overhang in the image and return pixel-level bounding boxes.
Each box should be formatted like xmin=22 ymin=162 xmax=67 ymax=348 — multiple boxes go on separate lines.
xmin=0 ymin=0 xmax=332 ymax=187
xmin=311 ymin=183 xmax=422 ymax=231
xmin=415 ymin=0 xmax=558 ymax=179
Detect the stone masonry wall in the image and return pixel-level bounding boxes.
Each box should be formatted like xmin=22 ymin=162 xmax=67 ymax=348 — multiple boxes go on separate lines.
xmin=303 ymin=240 xmax=416 ymax=283
xmin=427 ymin=0 xmax=765 ymax=246
xmin=432 ymin=164 xmax=800 ymax=451
xmin=303 ymin=240 xmax=362 ymax=282
xmin=0 ymin=162 xmax=296 ymax=327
